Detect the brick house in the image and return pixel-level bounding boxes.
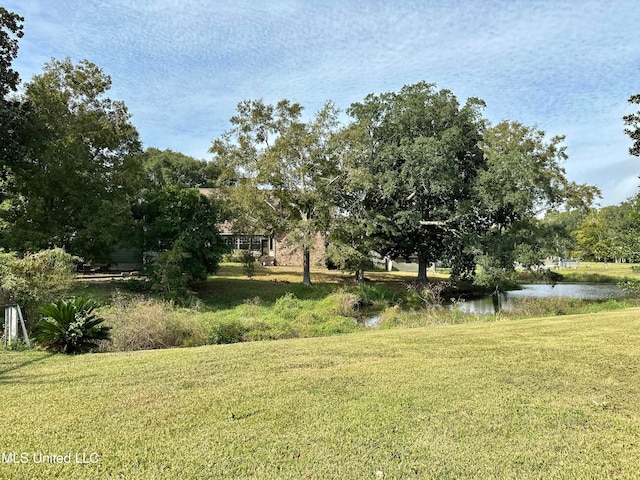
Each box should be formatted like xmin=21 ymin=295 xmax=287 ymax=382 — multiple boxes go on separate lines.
xmin=218 ymin=221 xmax=326 ymax=267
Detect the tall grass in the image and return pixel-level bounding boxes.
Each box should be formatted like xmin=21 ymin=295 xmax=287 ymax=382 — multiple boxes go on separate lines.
xmin=65 ymin=264 xmax=640 ymax=353
xmin=98 ymin=295 xmax=208 ymax=351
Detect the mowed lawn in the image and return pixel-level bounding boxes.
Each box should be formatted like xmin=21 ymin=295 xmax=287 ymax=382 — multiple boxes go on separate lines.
xmin=2 ymin=309 xmax=640 ymax=479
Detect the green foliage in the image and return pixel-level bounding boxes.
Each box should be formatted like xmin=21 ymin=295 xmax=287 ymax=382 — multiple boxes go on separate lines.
xmin=34 ymin=298 xmax=111 ymax=354
xmin=476 ymin=121 xmax=599 ymax=274
xmin=538 ymin=209 xmax=585 ymax=259
xmin=2 ymin=58 xmax=144 ymax=262
xmin=572 ymin=200 xmax=640 ymax=262
xmin=136 ymin=186 xmax=228 ymax=300
xmin=343 ymin=82 xmax=486 ymax=282
xmin=240 ymin=251 xmax=256 ymax=278
xmin=208 ymin=318 xmax=247 ymax=344
xmin=0 ymin=7 xmax=24 ymax=98
xmin=352 ymin=284 xmax=398 ymax=305
xmin=210 ymin=99 xmax=340 ymax=286
xmin=142 ymin=147 xmax=221 ymax=189
xmin=273 ymin=292 xmax=304 ymax=320
xmin=619 ymin=279 xmax=640 ymax=296
xmin=406 ymin=282 xmax=450 ymax=308
xmin=623 ymin=94 xmax=640 ymax=157
xmin=0 ymin=248 xmax=77 ymax=328
xmin=1 ymin=7 xmax=26 ymax=191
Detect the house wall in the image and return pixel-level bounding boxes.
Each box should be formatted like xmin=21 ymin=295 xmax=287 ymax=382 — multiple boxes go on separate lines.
xmin=274 ymin=233 xmax=326 ymax=266
xmin=108 ymin=247 xmax=143 ymax=271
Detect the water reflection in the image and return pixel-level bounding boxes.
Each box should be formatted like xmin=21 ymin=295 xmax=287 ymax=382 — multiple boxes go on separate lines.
xmin=454 ymin=283 xmax=626 ymax=315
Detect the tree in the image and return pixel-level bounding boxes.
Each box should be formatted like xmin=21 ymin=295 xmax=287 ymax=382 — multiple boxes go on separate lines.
xmin=538 ymin=209 xmax=585 ymax=260
xmin=624 ymin=94 xmax=640 ymax=157
xmin=142 ymin=147 xmax=221 ymax=189
xmin=134 ymin=186 xmax=228 ymax=298
xmin=1 ymin=58 xmax=144 ymax=262
xmin=0 ymin=7 xmax=23 ymax=99
xmin=325 ymin=121 xmax=386 ymax=283
xmin=572 ymin=201 xmax=640 ymax=263
xmin=0 ymin=247 xmax=77 ymax=328
xmin=343 ymin=82 xmax=486 ymax=282
xmin=474 ymin=121 xmax=600 ymax=281
xmin=210 ymin=99 xmax=340 ymax=286
xmin=0 ymin=7 xmax=26 ymax=219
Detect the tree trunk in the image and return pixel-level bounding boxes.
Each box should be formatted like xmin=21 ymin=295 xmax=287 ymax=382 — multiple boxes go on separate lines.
xmin=492 ymin=290 xmax=501 ymax=314
xmin=416 ymin=253 xmax=428 ymax=283
xmin=302 ymin=247 xmax=312 ymax=286
xmin=356 ymin=268 xmax=365 ymax=285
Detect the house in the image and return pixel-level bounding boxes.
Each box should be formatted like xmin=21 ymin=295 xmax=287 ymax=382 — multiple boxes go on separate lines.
xmin=199 ymin=189 xmax=327 ymax=267
xmin=218 ymin=221 xmax=326 ymax=267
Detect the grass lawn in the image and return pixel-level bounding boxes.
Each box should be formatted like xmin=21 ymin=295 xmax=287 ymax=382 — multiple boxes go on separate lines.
xmin=2 ymin=309 xmax=640 ymax=479
xmin=541 ymin=261 xmax=640 ymax=283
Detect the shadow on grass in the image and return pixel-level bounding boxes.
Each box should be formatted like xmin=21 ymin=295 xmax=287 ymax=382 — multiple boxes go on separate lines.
xmin=195 ymin=265 xmax=420 ymax=311
xmin=0 ymin=353 xmax=53 ymax=385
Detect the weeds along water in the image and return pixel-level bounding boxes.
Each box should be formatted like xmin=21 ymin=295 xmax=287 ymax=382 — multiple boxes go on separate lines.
xmin=55 ymin=263 xmax=640 ymax=353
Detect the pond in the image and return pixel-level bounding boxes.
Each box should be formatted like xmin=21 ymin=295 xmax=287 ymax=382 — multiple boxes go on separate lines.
xmin=454 ymin=283 xmax=627 ymax=315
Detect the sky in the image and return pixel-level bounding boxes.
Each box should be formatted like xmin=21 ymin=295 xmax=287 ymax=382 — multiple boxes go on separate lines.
xmin=5 ymin=0 xmax=640 ymax=206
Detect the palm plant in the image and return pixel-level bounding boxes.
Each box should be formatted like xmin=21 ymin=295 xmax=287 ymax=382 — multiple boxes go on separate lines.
xmin=34 ymin=298 xmax=111 ymax=354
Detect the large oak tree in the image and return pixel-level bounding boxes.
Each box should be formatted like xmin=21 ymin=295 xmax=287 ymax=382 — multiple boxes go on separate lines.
xmin=342 ymin=82 xmax=486 ymax=282
xmin=1 ymin=58 xmax=144 ymax=262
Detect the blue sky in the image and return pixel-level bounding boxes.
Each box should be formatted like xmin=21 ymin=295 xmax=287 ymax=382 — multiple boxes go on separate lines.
xmin=5 ymin=0 xmax=640 ymax=206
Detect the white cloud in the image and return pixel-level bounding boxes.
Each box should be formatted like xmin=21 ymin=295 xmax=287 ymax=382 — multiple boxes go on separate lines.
xmin=4 ymin=0 xmax=640 ymax=204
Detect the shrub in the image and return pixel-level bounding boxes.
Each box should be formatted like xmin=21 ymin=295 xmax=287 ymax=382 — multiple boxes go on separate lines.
xmin=619 ymin=279 xmax=640 ymax=296
xmin=208 ymin=318 xmax=247 ymax=344
xmin=223 ymin=251 xmax=245 ymax=263
xmin=273 ymin=293 xmax=304 ymax=320
xmin=351 ymin=284 xmax=397 ymax=304
xmin=33 ymin=298 xmax=111 ymax=354
xmin=0 ymin=248 xmax=77 ymax=329
xmin=331 ymin=291 xmax=360 ymax=316
xmin=240 ymin=251 xmax=256 ymax=278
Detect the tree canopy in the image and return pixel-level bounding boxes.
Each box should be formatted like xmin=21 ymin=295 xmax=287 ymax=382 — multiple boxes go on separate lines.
xmin=0 ymin=7 xmax=26 ymax=223
xmin=473 ymin=121 xmax=600 ymax=281
xmin=142 ymin=147 xmax=221 ymax=190
xmin=210 ymin=99 xmax=340 ymax=285
xmin=338 ymin=82 xmax=486 ymax=281
xmin=1 ymin=58 xmax=144 ymax=262
xmin=134 ymin=185 xmax=228 ymax=297
xmin=624 ymin=94 xmax=640 ymax=157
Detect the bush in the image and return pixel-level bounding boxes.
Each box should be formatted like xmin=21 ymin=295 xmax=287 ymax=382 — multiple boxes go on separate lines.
xmin=208 ymin=318 xmax=247 ymax=344
xmin=222 ymin=251 xmax=245 ymax=263
xmin=350 ymin=284 xmax=398 ymax=305
xmin=240 ymin=251 xmax=256 ymax=278
xmin=273 ymin=292 xmax=304 ymax=320
xmin=0 ymin=248 xmax=77 ymax=329
xmin=330 ymin=291 xmax=360 ymax=316
xmin=33 ymin=298 xmax=111 ymax=354
xmin=619 ymin=279 xmax=640 ymax=296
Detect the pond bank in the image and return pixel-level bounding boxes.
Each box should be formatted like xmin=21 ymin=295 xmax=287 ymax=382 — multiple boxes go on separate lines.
xmin=455 ymin=283 xmax=627 ymax=315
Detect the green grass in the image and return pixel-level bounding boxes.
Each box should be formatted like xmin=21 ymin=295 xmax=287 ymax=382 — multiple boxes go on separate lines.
xmin=2 ymin=309 xmax=640 ymax=479
xmin=538 ymin=261 xmax=640 ymax=283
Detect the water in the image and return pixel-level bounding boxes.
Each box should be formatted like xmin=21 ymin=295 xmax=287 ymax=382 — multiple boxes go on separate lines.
xmin=455 ymin=283 xmax=626 ymax=315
